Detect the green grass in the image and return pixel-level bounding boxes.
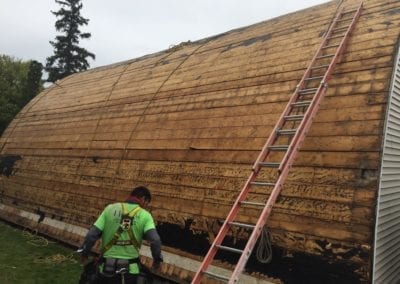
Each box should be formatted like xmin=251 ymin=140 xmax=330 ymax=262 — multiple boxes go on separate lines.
xmin=0 ymin=220 xmax=82 ymax=284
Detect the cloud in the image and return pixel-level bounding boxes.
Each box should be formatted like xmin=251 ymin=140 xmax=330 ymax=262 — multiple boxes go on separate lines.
xmin=0 ymin=0 xmax=327 ymax=68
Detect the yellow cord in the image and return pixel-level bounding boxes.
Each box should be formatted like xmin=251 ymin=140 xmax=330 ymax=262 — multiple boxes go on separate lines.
xmin=21 ymin=228 xmax=77 ymax=264
xmin=34 ymin=253 xmax=77 ymax=264
xmin=22 ymin=228 xmax=54 ymax=247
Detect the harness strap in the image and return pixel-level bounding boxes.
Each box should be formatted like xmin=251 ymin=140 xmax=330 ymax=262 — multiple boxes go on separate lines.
xmin=100 ymin=257 xmax=140 ymax=264
xmin=102 ymin=203 xmax=142 ymax=254
xmin=102 ymin=227 xmax=123 ymax=253
xmin=127 ymin=229 xmax=141 ymax=251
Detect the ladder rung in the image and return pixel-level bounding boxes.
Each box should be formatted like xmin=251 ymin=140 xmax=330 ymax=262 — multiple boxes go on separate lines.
xmin=332 ymin=26 xmax=348 ymax=33
xmin=316 ymin=54 xmax=335 ymax=59
xmin=284 ymin=114 xmax=304 ymax=121
xmin=304 ymin=76 xmax=324 ymax=81
xmin=336 ymin=18 xmax=352 ymax=23
xmin=240 ymin=201 xmax=265 ymax=207
xmin=203 ymin=271 xmax=229 ymax=282
xmin=217 ymin=245 xmax=244 ymax=254
xmin=259 ymin=162 xmax=280 ymax=168
xmin=250 ymin=181 xmax=275 ymax=186
xmin=229 ymin=221 xmax=255 ymax=230
xmin=298 ymin=88 xmax=318 ymax=94
xmin=277 ymin=128 xmax=297 ymax=135
xmin=327 ymin=34 xmax=345 ymax=40
xmin=268 ymin=145 xmax=289 ymax=151
xmin=322 ymin=44 xmax=340 ymax=49
xmin=342 ymin=8 xmax=358 ymax=15
xmin=311 ymin=64 xmax=329 ymax=70
xmin=291 ymin=101 xmax=311 ymax=107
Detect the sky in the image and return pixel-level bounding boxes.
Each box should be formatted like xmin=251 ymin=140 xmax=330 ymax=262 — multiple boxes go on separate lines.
xmin=0 ymin=0 xmax=328 ymax=69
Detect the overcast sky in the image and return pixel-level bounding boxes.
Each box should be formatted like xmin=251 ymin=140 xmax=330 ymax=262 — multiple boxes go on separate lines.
xmin=1 ymin=0 xmax=328 ymax=69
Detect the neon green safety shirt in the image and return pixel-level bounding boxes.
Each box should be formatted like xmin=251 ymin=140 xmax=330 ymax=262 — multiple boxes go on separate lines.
xmin=94 ymin=202 xmax=156 ymax=274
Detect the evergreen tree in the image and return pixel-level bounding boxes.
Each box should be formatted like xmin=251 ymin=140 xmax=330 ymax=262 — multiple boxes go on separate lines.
xmin=45 ymin=0 xmax=95 ymax=82
xmin=23 ymin=61 xmax=43 ymax=106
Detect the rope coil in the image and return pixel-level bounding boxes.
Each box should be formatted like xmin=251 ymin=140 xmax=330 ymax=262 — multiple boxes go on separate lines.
xmin=22 ymin=228 xmax=77 ymax=264
xmin=256 ymin=226 xmax=272 ymax=264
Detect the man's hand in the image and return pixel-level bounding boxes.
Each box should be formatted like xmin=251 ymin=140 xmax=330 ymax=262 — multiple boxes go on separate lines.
xmin=80 ymin=255 xmax=91 ymax=266
xmin=77 ymin=247 xmax=90 ymax=266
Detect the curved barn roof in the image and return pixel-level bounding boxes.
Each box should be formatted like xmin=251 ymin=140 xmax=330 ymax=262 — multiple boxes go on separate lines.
xmin=1 ymin=0 xmax=400 ymax=282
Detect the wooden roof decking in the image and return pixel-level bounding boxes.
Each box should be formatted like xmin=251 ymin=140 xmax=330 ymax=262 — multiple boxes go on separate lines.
xmin=1 ymin=0 xmax=400 ymax=281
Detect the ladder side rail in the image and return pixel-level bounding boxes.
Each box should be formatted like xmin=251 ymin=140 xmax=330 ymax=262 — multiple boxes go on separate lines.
xmin=283 ymin=87 xmax=330 ymax=175
xmin=250 ymin=76 xmax=310 ymax=173
xmin=278 ymin=3 xmax=363 ymax=173
xmin=191 ymin=171 xmax=258 ymax=284
xmin=277 ymin=83 xmax=324 ymax=173
xmin=322 ymin=2 xmax=363 ymax=85
xmin=325 ymin=2 xmax=363 ymax=78
xmin=253 ymin=6 xmax=344 ymax=173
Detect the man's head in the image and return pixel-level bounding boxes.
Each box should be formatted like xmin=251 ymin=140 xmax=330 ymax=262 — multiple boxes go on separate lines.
xmin=130 ymin=186 xmax=151 ymax=206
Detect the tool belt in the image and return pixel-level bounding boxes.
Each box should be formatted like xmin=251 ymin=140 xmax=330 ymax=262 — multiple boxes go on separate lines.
xmin=100 ymin=257 xmax=140 ymax=277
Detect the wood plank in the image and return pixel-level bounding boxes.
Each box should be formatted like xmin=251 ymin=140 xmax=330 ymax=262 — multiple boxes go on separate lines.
xmin=12 ymin=162 xmax=376 ymax=208
xmin=153 ymin=197 xmax=371 ymax=242
xmin=16 ymin=32 xmax=396 ymax=117
xmin=14 ymin=68 xmax=390 ymax=123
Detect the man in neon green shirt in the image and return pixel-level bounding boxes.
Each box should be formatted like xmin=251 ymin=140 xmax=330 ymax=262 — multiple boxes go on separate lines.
xmin=79 ymin=186 xmax=163 ymax=283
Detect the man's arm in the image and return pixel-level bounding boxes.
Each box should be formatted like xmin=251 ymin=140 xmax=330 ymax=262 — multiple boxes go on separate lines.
xmin=144 ymin=228 xmax=163 ymax=268
xmin=78 ymin=205 xmax=109 ymax=257
xmin=79 ymin=225 xmax=103 ymax=257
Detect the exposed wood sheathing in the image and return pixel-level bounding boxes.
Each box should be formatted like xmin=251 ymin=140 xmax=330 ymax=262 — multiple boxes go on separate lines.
xmin=1 ymin=0 xmax=400 ymax=282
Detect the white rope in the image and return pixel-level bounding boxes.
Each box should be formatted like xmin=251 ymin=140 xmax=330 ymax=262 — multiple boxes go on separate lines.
xmin=256 ymin=226 xmax=272 ymax=264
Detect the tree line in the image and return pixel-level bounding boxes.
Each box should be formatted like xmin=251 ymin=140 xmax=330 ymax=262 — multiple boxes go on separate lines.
xmin=0 ymin=56 xmax=43 ymax=134
xmin=1 ymin=0 xmax=94 ymax=135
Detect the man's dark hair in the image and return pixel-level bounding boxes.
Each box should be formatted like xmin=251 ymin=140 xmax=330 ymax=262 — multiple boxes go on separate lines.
xmin=131 ymin=186 xmax=151 ymax=202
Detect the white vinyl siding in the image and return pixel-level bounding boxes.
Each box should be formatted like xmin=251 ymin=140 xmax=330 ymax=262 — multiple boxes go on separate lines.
xmin=373 ymin=43 xmax=400 ymax=284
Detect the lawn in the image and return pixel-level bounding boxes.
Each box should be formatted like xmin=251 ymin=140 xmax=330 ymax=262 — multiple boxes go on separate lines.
xmin=0 ymin=220 xmax=82 ymax=284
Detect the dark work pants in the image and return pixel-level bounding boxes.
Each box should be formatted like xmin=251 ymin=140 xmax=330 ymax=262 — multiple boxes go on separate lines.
xmin=98 ymin=273 xmax=139 ymax=284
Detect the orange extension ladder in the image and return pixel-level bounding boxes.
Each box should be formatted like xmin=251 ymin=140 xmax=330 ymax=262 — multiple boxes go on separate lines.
xmin=192 ymin=3 xmax=363 ymax=283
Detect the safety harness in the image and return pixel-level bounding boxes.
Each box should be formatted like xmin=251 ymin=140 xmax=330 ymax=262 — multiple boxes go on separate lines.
xmin=102 ymin=203 xmax=142 ymax=254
